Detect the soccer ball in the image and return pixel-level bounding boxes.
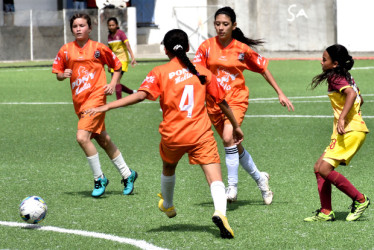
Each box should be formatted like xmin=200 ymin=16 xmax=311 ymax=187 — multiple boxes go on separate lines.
xmin=19 ymin=196 xmax=47 ymax=224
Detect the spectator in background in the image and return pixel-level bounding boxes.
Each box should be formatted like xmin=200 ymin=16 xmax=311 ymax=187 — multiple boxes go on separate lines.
xmin=4 ymin=0 xmax=15 ymax=12
xmin=4 ymin=0 xmax=15 ymax=25
xmin=73 ymin=0 xmax=86 ymax=10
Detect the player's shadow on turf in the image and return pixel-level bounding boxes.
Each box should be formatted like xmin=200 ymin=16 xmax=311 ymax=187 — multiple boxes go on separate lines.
xmin=197 ymin=200 xmax=264 ymax=211
xmin=147 ymin=224 xmax=224 ymax=238
xmin=64 ymin=190 xmax=126 ymax=198
xmin=333 ymin=211 xmax=369 ymax=221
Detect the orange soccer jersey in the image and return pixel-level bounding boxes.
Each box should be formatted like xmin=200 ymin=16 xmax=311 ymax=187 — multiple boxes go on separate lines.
xmin=52 ymin=39 xmax=122 ymax=115
xmin=194 ymin=36 xmax=268 ymax=114
xmin=138 ymin=57 xmax=226 ymax=146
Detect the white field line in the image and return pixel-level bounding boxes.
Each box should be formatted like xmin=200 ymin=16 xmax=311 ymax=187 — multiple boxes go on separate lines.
xmin=0 ymin=67 xmax=51 ymax=72
xmin=1 ymin=96 xmax=373 ymax=118
xmin=1 ymin=94 xmax=373 ymax=105
xmin=0 ymin=64 xmax=372 ymax=72
xmin=0 ymin=63 xmax=153 ymax=73
xmin=0 ymin=221 xmax=169 ymax=250
xmin=245 ymin=114 xmax=374 ymax=119
xmin=351 ymin=66 xmax=374 ymax=70
xmin=0 ymin=101 xmax=155 ymax=105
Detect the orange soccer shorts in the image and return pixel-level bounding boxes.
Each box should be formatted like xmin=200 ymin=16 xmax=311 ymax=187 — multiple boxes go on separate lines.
xmin=208 ymin=104 xmax=247 ymax=138
xmin=323 ymin=131 xmax=366 ymax=167
xmin=160 ymin=137 xmax=220 ymax=165
xmin=77 ymin=111 xmax=106 ymax=135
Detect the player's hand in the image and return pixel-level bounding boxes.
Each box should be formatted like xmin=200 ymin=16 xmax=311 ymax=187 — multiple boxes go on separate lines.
xmin=279 ymin=94 xmax=294 ymax=111
xmin=233 ymin=127 xmax=244 ymax=145
xmin=337 ymin=117 xmax=346 ymax=134
xmin=103 ymin=84 xmax=115 ymax=95
xmin=131 ymin=58 xmax=137 ymax=67
xmin=85 ymin=106 xmax=108 ymax=116
xmin=63 ymin=69 xmax=72 ymax=78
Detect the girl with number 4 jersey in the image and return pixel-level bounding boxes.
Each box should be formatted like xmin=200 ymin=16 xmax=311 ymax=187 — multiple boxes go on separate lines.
xmin=86 ymin=29 xmax=244 ymax=239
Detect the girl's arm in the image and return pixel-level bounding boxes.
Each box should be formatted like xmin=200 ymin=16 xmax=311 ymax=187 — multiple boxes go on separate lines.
xmin=86 ymin=90 xmax=147 ymax=115
xmin=261 ymin=69 xmax=295 ymax=111
xmin=125 ymin=41 xmax=137 ymax=66
xmin=218 ymin=100 xmax=244 ymax=144
xmin=337 ymin=87 xmax=357 ymax=134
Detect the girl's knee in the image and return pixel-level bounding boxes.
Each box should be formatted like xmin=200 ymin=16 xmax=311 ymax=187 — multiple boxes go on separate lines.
xmin=76 ymin=133 xmax=90 ymax=145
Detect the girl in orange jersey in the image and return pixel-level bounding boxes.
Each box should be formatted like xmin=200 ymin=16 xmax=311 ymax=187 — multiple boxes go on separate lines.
xmin=86 ymin=29 xmax=243 ymax=239
xmin=107 ymin=17 xmax=137 ymax=99
xmin=194 ymin=6 xmax=294 ymax=204
xmin=52 ymin=13 xmax=137 ymax=198
xmin=304 ymin=44 xmax=370 ymax=222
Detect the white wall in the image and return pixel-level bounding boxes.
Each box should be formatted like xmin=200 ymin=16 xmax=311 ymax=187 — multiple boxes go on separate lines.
xmin=14 ymin=0 xmax=59 ymax=26
xmin=144 ymin=0 xmax=208 ymax=52
xmin=337 ymin=0 xmax=374 ymax=51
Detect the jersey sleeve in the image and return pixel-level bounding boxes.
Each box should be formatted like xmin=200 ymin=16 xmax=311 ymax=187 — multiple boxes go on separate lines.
xmin=329 ymin=76 xmax=351 ymax=92
xmin=100 ymin=44 xmax=122 ymax=71
xmin=202 ymin=67 xmax=225 ymax=104
xmin=193 ymin=43 xmax=208 ymax=67
xmin=52 ymin=46 xmax=67 ymax=74
xmin=138 ymin=69 xmax=161 ymax=101
xmin=120 ymin=30 xmax=128 ymax=42
xmin=245 ymin=48 xmax=268 ymax=73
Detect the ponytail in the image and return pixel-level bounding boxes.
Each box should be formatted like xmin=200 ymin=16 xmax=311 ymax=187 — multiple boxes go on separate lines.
xmin=232 ymin=27 xmax=264 ymax=48
xmin=310 ymin=44 xmax=354 ymax=89
xmin=163 ymin=29 xmax=206 ymax=84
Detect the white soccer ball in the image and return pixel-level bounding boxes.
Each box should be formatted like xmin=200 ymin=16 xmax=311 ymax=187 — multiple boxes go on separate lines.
xmin=19 ymin=196 xmax=47 ymax=224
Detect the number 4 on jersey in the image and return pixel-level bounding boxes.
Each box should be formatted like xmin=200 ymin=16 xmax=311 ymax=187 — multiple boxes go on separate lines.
xmin=179 ymin=85 xmax=194 ymax=118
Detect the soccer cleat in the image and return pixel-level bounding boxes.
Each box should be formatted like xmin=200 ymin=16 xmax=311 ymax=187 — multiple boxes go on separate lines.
xmin=346 ymin=195 xmax=370 ymax=221
xmin=121 ymin=169 xmax=138 ymax=195
xmin=157 ymin=193 xmax=176 ymax=218
xmin=226 ymin=186 xmax=237 ymax=203
xmin=304 ymin=209 xmax=335 ymax=222
xmin=212 ymin=211 xmax=234 ymax=239
xmin=257 ymin=172 xmax=273 ymax=205
xmin=91 ymin=175 xmax=109 ymax=197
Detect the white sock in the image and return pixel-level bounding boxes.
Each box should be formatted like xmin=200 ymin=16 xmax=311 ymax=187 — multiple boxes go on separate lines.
xmin=225 ymin=146 xmax=239 ymax=187
xmin=210 ymin=181 xmax=227 ymax=216
xmin=161 ymin=173 xmax=175 ymax=209
xmin=239 ymin=149 xmax=261 ymax=182
xmin=111 ymin=153 xmax=131 ymax=179
xmin=87 ymin=153 xmax=103 ymax=181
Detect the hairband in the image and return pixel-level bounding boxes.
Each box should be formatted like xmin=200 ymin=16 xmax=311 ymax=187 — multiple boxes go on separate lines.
xmin=173 ymin=44 xmax=183 ymax=51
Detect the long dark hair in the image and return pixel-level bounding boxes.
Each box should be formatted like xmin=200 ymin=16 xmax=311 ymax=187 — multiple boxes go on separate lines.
xmin=310 ymin=44 xmax=354 ymax=89
xmin=215 ymin=6 xmax=264 ymax=48
xmin=70 ymin=13 xmax=91 ymax=32
xmin=163 ymin=29 xmax=206 ymax=84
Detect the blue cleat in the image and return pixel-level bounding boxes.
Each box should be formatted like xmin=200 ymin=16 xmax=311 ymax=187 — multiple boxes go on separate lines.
xmin=121 ymin=169 xmax=137 ymax=195
xmin=91 ymin=176 xmax=109 ymax=197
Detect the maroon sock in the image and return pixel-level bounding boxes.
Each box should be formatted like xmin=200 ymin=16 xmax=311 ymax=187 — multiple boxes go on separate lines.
xmin=326 ymin=170 xmax=363 ymax=201
xmin=115 ymin=84 xmax=122 ymax=100
xmin=315 ymin=172 xmax=332 ymax=211
xmin=122 ymin=84 xmax=134 ymax=94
